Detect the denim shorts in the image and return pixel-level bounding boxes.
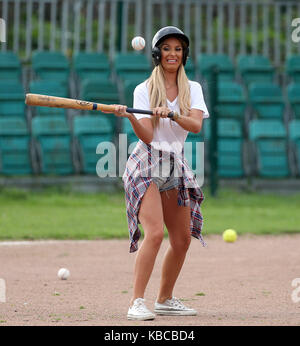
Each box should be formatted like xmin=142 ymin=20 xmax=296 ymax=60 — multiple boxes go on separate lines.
xmin=152 ymin=158 xmax=179 ymax=192
xmin=152 ymin=175 xmax=179 ymax=192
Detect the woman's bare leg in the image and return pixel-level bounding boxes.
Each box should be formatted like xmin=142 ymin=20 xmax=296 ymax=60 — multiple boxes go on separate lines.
xmin=130 ymin=182 xmax=164 ymax=305
xmin=156 ymin=188 xmax=191 ymax=303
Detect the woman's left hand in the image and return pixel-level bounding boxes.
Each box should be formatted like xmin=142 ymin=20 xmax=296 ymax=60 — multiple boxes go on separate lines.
xmin=152 ymin=107 xmax=172 ymax=118
xmin=102 ymin=104 xmax=132 ymax=118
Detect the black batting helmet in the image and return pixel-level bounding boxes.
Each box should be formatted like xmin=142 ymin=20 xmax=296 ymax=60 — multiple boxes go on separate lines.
xmin=151 ymin=26 xmax=190 ymax=66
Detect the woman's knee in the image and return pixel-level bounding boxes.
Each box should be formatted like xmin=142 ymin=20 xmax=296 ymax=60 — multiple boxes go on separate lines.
xmin=144 ymin=226 xmax=164 ymax=248
xmin=170 ymin=233 xmax=191 ymax=254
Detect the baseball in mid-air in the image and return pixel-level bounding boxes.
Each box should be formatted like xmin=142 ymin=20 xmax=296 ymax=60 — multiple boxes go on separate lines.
xmin=57 ymin=268 xmax=70 ymax=280
xmin=131 ymin=36 xmax=145 ymax=50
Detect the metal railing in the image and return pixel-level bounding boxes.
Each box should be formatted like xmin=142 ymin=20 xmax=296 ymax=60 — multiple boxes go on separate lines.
xmin=0 ymin=0 xmax=300 ymax=65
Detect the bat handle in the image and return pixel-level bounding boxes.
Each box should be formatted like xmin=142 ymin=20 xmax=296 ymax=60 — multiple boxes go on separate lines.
xmin=126 ymin=107 xmax=153 ymax=115
xmin=167 ymin=111 xmax=180 ymax=121
xmin=126 ymin=108 xmax=180 ymax=120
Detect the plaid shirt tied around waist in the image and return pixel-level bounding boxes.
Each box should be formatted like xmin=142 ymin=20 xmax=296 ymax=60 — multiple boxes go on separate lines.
xmin=122 ymin=140 xmax=207 ymax=253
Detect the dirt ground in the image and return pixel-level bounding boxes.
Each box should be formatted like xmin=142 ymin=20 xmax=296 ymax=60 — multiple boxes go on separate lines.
xmin=0 ymin=234 xmax=300 ymax=326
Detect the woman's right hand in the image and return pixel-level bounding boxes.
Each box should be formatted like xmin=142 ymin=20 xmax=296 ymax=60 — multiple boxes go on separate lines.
xmin=152 ymin=106 xmax=172 ymax=118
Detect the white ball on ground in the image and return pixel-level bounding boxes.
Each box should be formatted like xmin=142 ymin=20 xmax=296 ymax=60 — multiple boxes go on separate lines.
xmin=57 ymin=268 xmax=70 ymax=280
xmin=131 ymin=36 xmax=145 ymax=51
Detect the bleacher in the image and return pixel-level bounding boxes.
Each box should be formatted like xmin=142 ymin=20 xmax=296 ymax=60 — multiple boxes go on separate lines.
xmin=0 ymin=50 xmax=300 ymax=179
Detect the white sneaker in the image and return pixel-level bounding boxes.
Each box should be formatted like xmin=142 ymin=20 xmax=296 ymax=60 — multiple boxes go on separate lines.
xmin=154 ymin=297 xmax=197 ymax=316
xmin=127 ymin=298 xmax=156 ymax=321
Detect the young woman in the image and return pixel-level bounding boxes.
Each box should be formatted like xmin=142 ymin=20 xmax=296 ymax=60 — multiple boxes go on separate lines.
xmin=111 ymin=26 xmax=209 ymax=320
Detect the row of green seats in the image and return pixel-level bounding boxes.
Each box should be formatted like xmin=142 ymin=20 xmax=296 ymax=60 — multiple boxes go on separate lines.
xmin=121 ymin=80 xmax=300 ymax=122
xmin=0 ymin=115 xmax=139 ymax=176
xmin=1 ymin=115 xmax=300 ymax=178
xmin=0 ymin=115 xmax=113 ymax=175
xmin=33 ymin=51 xmax=151 ymax=86
xmin=2 ymin=50 xmax=300 ymax=123
xmin=241 ymin=82 xmax=300 ymax=120
xmin=197 ymin=54 xmax=300 ymax=85
xmin=121 ymin=117 xmax=300 ymax=178
xmin=2 ymin=50 xmax=300 ymax=87
xmin=1 ymin=76 xmax=300 ymax=131
xmin=202 ymin=118 xmax=300 ymax=178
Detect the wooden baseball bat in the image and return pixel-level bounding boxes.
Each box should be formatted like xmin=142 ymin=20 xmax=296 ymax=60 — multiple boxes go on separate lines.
xmin=25 ymin=93 xmax=179 ymax=119
xmin=25 ymin=93 xmax=116 ymax=112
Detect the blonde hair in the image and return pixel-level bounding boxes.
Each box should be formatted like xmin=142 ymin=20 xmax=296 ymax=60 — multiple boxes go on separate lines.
xmin=147 ymin=53 xmax=191 ymax=128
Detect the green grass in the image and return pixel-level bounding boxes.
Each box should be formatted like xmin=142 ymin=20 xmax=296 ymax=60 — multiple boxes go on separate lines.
xmin=0 ymin=187 xmax=299 ymax=241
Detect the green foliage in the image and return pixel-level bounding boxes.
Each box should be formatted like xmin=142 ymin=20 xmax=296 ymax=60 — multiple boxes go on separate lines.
xmin=10 ymin=2 xmax=299 ymax=66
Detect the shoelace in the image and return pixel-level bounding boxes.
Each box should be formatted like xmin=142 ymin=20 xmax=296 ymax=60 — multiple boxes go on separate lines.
xmin=169 ymin=297 xmax=186 ymax=309
xmin=133 ymin=299 xmax=149 ymax=312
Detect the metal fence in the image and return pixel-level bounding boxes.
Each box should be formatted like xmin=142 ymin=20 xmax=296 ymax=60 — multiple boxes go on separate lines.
xmin=0 ymin=0 xmax=300 ymax=66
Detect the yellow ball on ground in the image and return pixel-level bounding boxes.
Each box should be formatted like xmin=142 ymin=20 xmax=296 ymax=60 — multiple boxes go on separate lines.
xmin=222 ymin=229 xmax=237 ymax=243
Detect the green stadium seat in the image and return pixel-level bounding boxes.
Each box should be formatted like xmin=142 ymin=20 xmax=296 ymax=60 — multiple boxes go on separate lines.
xmin=289 ymin=119 xmax=300 ymax=141
xmin=32 ymin=116 xmax=74 ymax=174
xmin=114 ymin=53 xmax=151 ymax=83
xmin=197 ymin=54 xmax=235 ymax=82
xmin=119 ymin=117 xmax=139 ymax=157
xmin=217 ymin=81 xmax=247 ymax=120
xmin=29 ymin=80 xmax=68 ymax=117
xmin=185 ymin=58 xmax=196 ymax=80
xmin=204 ymin=118 xmax=244 ymax=177
xmin=32 ymin=51 xmax=70 ymax=86
xmin=249 ymin=119 xmax=286 ymax=140
xmin=80 ymin=79 xmax=120 ymax=127
xmin=120 ymin=117 xmax=135 ymax=136
xmin=80 ymin=79 xmax=120 ymax=104
xmin=237 ymin=55 xmax=275 ymax=86
xmin=249 ymin=119 xmax=289 ymax=177
xmin=285 ymin=55 xmax=300 ymax=83
xmin=73 ymin=115 xmax=114 ymax=174
xmin=287 ymin=83 xmax=300 ymax=119
xmin=185 ymin=132 xmax=204 ymax=176
xmin=0 ymin=51 xmax=22 ymax=81
xmin=123 ymin=80 xmax=141 ymax=108
xmin=248 ymin=83 xmax=285 ymax=120
xmin=0 ymin=117 xmax=32 ymax=175
xmin=204 ymin=118 xmax=243 ymax=139
xmin=217 ymin=138 xmax=244 ymax=177
xmin=0 ymin=80 xmax=25 ymax=118
xmin=288 ymin=119 xmax=300 ymax=175
xmin=73 ymin=52 xmax=111 ymax=82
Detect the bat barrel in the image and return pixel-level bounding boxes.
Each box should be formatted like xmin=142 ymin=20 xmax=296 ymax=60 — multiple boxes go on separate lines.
xmin=25 ymin=93 xmax=175 ymax=118
xmin=25 ymin=93 xmax=94 ymax=110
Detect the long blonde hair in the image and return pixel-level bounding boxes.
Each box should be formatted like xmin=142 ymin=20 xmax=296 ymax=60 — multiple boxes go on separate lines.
xmin=147 ymin=54 xmax=191 ymax=128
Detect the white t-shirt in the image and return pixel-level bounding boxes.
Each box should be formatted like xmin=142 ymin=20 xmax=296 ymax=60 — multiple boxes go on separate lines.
xmin=133 ymin=80 xmax=209 ymax=154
